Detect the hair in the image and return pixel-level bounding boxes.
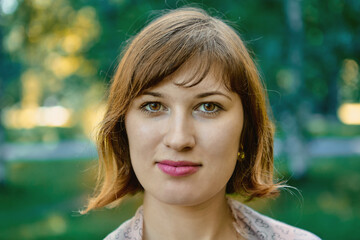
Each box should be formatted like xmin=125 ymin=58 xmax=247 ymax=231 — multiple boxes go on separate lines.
xmin=82 ymin=7 xmax=282 ymax=214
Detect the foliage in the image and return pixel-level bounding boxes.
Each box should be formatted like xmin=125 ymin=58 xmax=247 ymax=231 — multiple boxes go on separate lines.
xmin=1 ymin=0 xmax=360 ymax=142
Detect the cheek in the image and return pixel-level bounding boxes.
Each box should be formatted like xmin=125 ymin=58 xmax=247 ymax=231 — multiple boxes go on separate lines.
xmin=125 ymin=116 xmax=162 ymax=160
xmin=196 ymin=118 xmax=242 ymax=194
xmin=201 ymin=118 xmax=243 ymax=159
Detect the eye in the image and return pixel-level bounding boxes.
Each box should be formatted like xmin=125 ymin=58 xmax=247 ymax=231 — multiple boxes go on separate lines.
xmin=147 ymin=102 xmax=161 ymax=111
xmin=196 ymin=102 xmax=223 ymax=116
xmin=140 ymin=102 xmax=166 ymax=113
xmin=202 ymin=103 xmax=216 ymax=112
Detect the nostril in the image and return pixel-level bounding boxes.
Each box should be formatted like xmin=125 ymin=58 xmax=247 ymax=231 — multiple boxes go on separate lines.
xmin=163 ymin=130 xmax=195 ymax=151
xmin=162 ymin=115 xmax=196 ymax=151
xmin=182 ymin=146 xmax=193 ymax=152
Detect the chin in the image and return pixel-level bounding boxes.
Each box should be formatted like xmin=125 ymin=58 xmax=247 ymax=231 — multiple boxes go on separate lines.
xmin=152 ymin=187 xmax=221 ymax=207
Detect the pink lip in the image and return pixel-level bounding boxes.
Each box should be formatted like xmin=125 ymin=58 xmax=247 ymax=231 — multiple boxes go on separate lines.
xmin=156 ymin=160 xmax=201 ymax=177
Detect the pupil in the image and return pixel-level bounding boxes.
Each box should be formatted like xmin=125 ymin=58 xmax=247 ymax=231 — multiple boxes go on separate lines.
xmin=205 ymin=103 xmax=214 ymax=111
xmin=150 ymin=103 xmax=159 ymax=110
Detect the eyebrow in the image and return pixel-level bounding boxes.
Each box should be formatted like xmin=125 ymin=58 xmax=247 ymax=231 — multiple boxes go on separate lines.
xmin=142 ymin=91 xmax=232 ymax=100
xmin=142 ymin=91 xmax=163 ymax=97
xmin=196 ymin=91 xmax=232 ymax=101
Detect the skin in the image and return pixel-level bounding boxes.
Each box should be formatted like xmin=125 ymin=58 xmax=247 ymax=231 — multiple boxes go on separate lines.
xmin=125 ymin=63 xmax=244 ymax=240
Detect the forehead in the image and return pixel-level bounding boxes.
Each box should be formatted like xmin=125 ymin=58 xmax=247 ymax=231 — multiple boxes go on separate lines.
xmin=156 ymin=66 xmax=228 ymax=94
xmin=145 ymin=58 xmax=230 ymax=94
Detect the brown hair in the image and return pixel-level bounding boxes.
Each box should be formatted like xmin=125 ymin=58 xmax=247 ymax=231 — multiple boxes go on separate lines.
xmin=83 ymin=7 xmax=281 ymax=213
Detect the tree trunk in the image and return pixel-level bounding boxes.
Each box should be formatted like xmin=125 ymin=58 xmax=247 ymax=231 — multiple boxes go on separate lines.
xmin=283 ymin=0 xmax=308 ymax=178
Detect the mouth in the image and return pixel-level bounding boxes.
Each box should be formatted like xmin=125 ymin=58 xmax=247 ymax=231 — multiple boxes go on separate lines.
xmin=156 ymin=160 xmax=202 ymax=177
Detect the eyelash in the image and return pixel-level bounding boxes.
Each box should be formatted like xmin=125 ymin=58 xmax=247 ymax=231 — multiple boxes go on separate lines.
xmin=139 ymin=102 xmax=224 ymax=116
xmin=195 ymin=102 xmax=223 ymax=116
xmin=140 ymin=102 xmax=167 ymax=114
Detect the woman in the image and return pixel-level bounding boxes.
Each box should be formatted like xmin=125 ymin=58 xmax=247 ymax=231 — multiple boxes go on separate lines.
xmin=83 ymin=8 xmax=321 ymax=240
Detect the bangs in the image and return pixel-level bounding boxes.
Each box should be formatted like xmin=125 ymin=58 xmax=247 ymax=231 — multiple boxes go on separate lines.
xmin=165 ymin=54 xmax=233 ymax=91
xmin=128 ymin=13 xmax=241 ymax=96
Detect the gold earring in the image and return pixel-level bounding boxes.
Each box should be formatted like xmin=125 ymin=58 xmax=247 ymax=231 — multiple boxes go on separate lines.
xmin=237 ymin=151 xmax=245 ymax=160
xmin=237 ymin=145 xmax=245 ymax=160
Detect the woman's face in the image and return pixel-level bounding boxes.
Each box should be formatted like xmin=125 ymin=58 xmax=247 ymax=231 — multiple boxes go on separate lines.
xmin=125 ymin=64 xmax=244 ymax=206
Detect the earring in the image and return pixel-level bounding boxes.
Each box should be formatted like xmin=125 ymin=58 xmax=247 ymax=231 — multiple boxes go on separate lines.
xmin=237 ymin=151 xmax=245 ymax=160
xmin=237 ymin=145 xmax=245 ymax=160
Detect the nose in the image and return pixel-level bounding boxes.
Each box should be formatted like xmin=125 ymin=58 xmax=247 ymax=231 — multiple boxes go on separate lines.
xmin=163 ymin=112 xmax=195 ymax=152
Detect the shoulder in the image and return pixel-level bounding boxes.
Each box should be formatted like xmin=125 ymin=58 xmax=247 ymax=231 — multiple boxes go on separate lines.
xmin=104 ymin=218 xmax=132 ymax=240
xmin=228 ymin=198 xmax=321 ymax=240
xmin=104 ymin=206 xmax=143 ymax=240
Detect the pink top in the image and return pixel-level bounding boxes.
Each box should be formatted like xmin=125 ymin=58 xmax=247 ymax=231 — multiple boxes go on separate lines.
xmin=104 ymin=198 xmax=321 ymax=240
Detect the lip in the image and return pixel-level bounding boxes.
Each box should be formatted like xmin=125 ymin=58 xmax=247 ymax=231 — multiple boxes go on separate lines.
xmin=156 ymin=160 xmax=201 ymax=177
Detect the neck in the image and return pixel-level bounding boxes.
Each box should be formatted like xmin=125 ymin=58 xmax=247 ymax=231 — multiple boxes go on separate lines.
xmin=142 ymin=191 xmax=237 ymax=240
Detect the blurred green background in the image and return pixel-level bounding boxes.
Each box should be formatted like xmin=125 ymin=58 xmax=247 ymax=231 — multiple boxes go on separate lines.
xmin=0 ymin=0 xmax=359 ymax=239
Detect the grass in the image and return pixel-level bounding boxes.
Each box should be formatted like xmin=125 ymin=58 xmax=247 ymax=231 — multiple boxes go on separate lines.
xmin=0 ymin=160 xmax=141 ymax=240
xmin=0 ymin=156 xmax=359 ymax=239
xmin=264 ymin=156 xmax=360 ymax=239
